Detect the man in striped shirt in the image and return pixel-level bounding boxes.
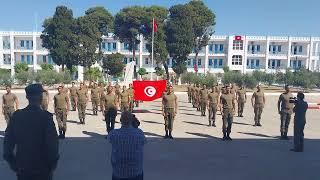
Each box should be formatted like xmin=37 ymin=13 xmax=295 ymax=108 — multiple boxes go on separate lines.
xmin=108 ymin=111 xmax=146 ymax=180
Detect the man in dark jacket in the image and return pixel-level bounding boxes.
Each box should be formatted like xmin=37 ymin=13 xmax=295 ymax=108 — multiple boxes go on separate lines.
xmin=3 ymin=84 xmax=59 ymax=180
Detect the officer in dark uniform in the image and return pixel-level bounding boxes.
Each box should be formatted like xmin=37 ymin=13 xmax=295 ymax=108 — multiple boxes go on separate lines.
xmin=2 ymin=85 xmax=19 ymax=125
xmin=278 ymin=85 xmax=294 ymax=140
xmin=3 ymin=84 xmax=59 ymax=180
xmin=162 ymin=85 xmax=178 ymax=139
xmin=291 ymin=92 xmax=308 ymax=152
xmin=220 ymin=85 xmax=235 ymax=141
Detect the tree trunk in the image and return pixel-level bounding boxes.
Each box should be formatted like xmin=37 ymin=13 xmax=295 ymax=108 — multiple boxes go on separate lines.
xmin=194 ymin=52 xmax=199 ymax=75
xmin=62 ymin=64 xmax=65 ymax=72
xmin=163 ymin=62 xmax=169 ymax=81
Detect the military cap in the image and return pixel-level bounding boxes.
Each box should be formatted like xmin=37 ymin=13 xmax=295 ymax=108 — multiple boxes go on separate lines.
xmin=25 ymin=83 xmax=45 ymax=96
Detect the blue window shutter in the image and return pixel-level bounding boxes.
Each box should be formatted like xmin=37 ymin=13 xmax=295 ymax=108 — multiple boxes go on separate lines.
xmin=102 ymin=42 xmax=105 ymax=49
xmin=214 ymin=44 xmax=218 ymax=53
xmin=298 ymin=60 xmax=301 ymax=67
xmin=209 ymin=44 xmax=213 ymax=52
xmin=256 ymin=59 xmax=260 ymax=67
xmin=248 ymin=45 xmax=251 ymax=51
xmin=220 ymin=44 xmax=224 ymax=52
xmin=247 ymin=59 xmax=249 ymax=67
xmin=219 ymin=59 xmax=223 ymax=67
xmin=198 ymin=59 xmax=201 ymax=66
xmin=269 ymin=45 xmax=271 ymax=52
xmin=278 ymin=45 xmax=281 ymax=52
xmin=209 ymin=59 xmax=212 ymax=66
xmin=257 ymin=45 xmax=260 ymax=52
xmin=299 ymin=46 xmax=302 ymax=52
xmin=21 ymin=55 xmax=25 ymax=63
xmin=277 ymin=60 xmax=281 ymax=67
xmin=113 ymin=43 xmax=117 ymax=50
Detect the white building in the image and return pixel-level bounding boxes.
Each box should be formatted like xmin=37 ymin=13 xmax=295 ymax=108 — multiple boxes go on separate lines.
xmin=1 ymin=31 xmax=320 ymax=81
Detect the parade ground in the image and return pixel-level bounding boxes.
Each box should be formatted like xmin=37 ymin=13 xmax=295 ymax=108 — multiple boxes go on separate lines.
xmin=0 ymin=92 xmax=319 ymax=180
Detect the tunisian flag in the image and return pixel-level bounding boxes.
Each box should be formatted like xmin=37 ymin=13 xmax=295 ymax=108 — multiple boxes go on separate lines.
xmin=133 ymin=80 xmax=167 ymax=101
xmin=153 ymin=19 xmax=158 ymax=33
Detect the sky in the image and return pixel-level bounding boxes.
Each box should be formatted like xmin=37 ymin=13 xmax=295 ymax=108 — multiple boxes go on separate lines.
xmin=0 ymin=0 xmax=319 ymax=36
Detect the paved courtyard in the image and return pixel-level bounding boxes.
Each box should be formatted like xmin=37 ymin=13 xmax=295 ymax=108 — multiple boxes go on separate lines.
xmin=0 ymin=91 xmax=319 ymax=180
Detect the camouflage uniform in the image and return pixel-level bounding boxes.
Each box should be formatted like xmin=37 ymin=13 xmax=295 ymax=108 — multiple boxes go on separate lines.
xmin=278 ymin=92 xmax=294 ymax=138
xmin=208 ymin=90 xmax=219 ymax=126
xmin=2 ymin=93 xmax=18 ymax=124
xmin=77 ymin=88 xmax=88 ymax=124
xmin=91 ymin=87 xmax=100 ymax=115
xmin=69 ymin=86 xmax=78 ymax=111
xmin=236 ymin=88 xmax=246 ymax=117
xmin=104 ymin=93 xmax=117 ymax=133
xmin=220 ymin=93 xmax=235 ymax=140
xmin=199 ymin=87 xmax=208 ymax=116
xmin=54 ymin=93 xmax=68 ymax=135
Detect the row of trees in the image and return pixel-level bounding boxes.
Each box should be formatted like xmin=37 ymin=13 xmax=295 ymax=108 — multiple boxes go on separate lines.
xmin=181 ymin=68 xmax=320 ymax=89
xmin=41 ymin=1 xmax=215 ymax=79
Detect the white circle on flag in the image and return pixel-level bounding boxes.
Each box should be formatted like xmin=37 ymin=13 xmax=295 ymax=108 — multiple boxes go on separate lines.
xmin=144 ymin=86 xmax=156 ymax=97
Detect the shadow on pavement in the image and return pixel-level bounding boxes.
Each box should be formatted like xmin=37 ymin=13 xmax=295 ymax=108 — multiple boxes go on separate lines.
xmin=1 ymin=133 xmax=319 ymax=180
xmin=233 ymin=121 xmax=253 ymax=126
xmin=142 ymin=120 xmax=163 ymax=125
xmin=238 ymin=132 xmax=276 ymax=138
xmin=183 ymin=121 xmax=208 ymax=126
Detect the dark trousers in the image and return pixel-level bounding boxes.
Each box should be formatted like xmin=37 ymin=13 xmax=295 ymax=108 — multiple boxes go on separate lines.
xmin=294 ymin=121 xmax=305 ymax=151
xmin=105 ymin=108 xmax=117 ymax=133
xmin=280 ymin=112 xmax=292 ymax=134
xmin=112 ymin=173 xmax=143 ymax=180
xmin=17 ymin=172 xmax=52 ymax=180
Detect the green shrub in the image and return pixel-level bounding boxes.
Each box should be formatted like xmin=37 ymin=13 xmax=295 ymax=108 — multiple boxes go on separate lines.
xmin=15 ymin=71 xmax=33 ymax=85
xmin=138 ymin=68 xmax=148 ymax=76
xmin=243 ymin=74 xmax=258 ymax=89
xmin=14 ymin=62 xmax=29 ymax=74
xmin=40 ymin=64 xmax=54 ymax=71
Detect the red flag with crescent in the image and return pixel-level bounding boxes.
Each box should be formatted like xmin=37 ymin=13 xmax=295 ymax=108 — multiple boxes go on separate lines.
xmin=133 ymin=80 xmax=167 ymax=101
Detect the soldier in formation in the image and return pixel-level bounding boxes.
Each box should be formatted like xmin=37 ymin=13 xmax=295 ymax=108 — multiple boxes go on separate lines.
xmin=195 ymin=84 xmax=200 ymax=111
xmin=104 ymin=86 xmax=118 ymax=135
xmin=91 ymin=83 xmax=100 ymax=115
xmin=278 ymin=85 xmax=294 ymax=140
xmin=191 ymin=84 xmax=196 ymax=108
xmin=128 ymin=83 xmax=135 ymax=112
xmin=54 ymin=85 xmax=70 ymax=139
xmin=119 ymin=85 xmax=130 ymax=112
xmin=69 ymin=82 xmax=78 ymax=111
xmin=251 ymin=85 xmax=265 ymax=126
xmin=220 ymin=85 xmax=235 ymax=141
xmin=199 ymin=85 xmax=208 ymax=116
xmin=98 ymin=82 xmax=105 ymax=112
xmin=187 ymin=84 xmax=192 ymax=103
xmin=2 ymin=85 xmax=19 ymax=125
xmin=207 ymin=86 xmax=219 ymax=127
xmin=77 ymin=82 xmax=88 ymax=124
xmin=236 ymin=85 xmax=247 ymax=117
xmin=40 ymin=87 xmax=49 ymax=111
xmin=162 ymin=85 xmax=178 ymax=139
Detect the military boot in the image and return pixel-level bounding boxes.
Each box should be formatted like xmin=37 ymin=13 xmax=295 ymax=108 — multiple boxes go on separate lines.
xmin=164 ymin=130 xmax=169 ymax=139
xmin=222 ymin=132 xmax=227 ymax=141
xmin=208 ymin=121 xmax=212 ymax=127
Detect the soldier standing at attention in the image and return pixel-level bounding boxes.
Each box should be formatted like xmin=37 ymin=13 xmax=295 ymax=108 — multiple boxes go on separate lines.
xmin=199 ymin=84 xmax=208 ymax=116
xmin=187 ymin=84 xmax=192 ymax=103
xmin=220 ymin=85 xmax=235 ymax=141
xmin=162 ymin=85 xmax=178 ymax=139
xmin=2 ymin=85 xmax=19 ymax=125
xmin=104 ymin=86 xmax=118 ymax=135
xmin=277 ymin=85 xmax=294 ymax=140
xmin=3 ymin=84 xmax=59 ymax=180
xmin=195 ymin=84 xmax=201 ymax=111
xmin=128 ymin=83 xmax=135 ymax=112
xmin=77 ymin=82 xmax=88 ymax=124
xmin=98 ymin=82 xmax=105 ymax=112
xmin=291 ymin=92 xmax=308 ymax=152
xmin=236 ymin=85 xmax=247 ymax=117
xmin=251 ymin=85 xmax=265 ymax=126
xmin=191 ymin=84 xmax=196 ymax=108
xmin=91 ymin=83 xmax=100 ymax=115
xmin=41 ymin=87 xmax=49 ymax=111
xmin=54 ymin=85 xmax=70 ymax=139
xmin=119 ymin=85 xmax=130 ymax=112
xmin=69 ymin=82 xmax=78 ymax=111
xmin=114 ymin=82 xmax=121 ymax=101
xmin=207 ymin=86 xmax=219 ymax=127
xmin=61 ymin=84 xmax=68 ymax=95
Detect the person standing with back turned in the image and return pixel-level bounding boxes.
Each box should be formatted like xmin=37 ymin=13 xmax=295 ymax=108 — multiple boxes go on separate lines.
xmin=3 ymin=84 xmax=59 ymax=180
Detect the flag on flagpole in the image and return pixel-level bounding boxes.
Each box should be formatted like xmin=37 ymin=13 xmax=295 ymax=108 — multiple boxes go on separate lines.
xmin=153 ymin=19 xmax=158 ymax=33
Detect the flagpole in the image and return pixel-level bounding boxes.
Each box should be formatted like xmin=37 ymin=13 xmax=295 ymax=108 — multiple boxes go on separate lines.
xmin=151 ymin=18 xmax=154 ymax=81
